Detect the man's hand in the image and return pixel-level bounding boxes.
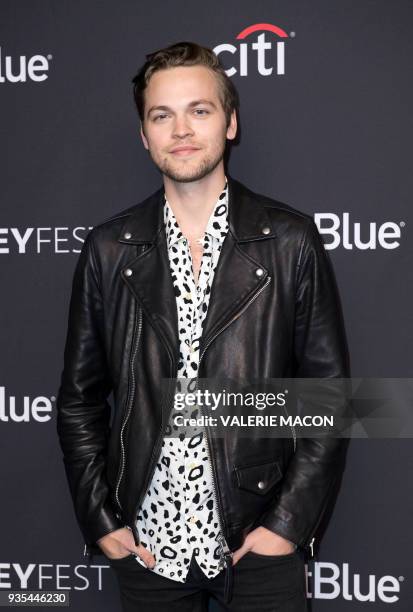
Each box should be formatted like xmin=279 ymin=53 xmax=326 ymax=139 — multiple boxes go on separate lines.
xmin=232 ymin=526 xmax=295 ymax=565
xmin=97 ymin=527 xmax=156 ymax=568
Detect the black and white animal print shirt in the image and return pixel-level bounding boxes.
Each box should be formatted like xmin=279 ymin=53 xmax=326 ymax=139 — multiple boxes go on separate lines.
xmin=133 ymin=178 xmax=229 ymax=582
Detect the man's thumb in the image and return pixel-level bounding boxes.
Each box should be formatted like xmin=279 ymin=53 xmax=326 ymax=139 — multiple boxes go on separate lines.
xmin=135 ymin=544 xmax=156 ymax=569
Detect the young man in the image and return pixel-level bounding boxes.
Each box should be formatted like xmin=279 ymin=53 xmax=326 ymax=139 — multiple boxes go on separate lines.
xmin=56 ymin=42 xmax=350 ymax=611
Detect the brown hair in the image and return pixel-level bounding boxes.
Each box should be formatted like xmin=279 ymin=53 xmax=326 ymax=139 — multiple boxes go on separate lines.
xmin=132 ymin=41 xmax=239 ymax=128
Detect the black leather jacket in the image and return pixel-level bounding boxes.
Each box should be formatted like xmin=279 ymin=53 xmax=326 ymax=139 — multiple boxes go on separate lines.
xmin=56 ymin=175 xmax=350 ymax=567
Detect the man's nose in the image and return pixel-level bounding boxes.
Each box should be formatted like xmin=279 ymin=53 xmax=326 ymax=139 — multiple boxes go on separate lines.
xmin=172 ymin=115 xmax=194 ymax=138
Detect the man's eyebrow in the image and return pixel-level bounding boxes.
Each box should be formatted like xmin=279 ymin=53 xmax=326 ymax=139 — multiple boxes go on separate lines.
xmin=146 ymin=99 xmax=218 ymax=118
xmin=188 ymin=99 xmax=218 ymax=109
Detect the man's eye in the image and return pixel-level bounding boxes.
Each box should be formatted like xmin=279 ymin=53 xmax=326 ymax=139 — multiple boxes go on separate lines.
xmin=154 ymin=114 xmax=169 ymax=121
xmin=194 ymin=109 xmax=209 ymax=115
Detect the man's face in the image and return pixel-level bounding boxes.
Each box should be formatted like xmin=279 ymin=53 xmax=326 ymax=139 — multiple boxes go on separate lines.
xmin=140 ymin=65 xmax=237 ymax=183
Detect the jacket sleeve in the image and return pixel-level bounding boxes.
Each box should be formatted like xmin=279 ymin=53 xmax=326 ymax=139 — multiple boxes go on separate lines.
xmin=260 ymin=218 xmax=351 ymax=549
xmin=55 ymin=230 xmax=124 ymax=547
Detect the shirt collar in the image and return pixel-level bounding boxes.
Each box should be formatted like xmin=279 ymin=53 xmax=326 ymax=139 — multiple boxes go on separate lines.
xmin=163 ymin=178 xmax=229 ymax=249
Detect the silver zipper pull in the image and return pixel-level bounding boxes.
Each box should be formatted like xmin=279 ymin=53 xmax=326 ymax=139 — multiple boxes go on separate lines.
xmin=217 ymin=534 xmax=232 ymax=559
xmin=309 ymin=537 xmax=315 ymax=558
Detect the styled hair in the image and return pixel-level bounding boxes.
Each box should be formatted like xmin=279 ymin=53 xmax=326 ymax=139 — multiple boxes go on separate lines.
xmin=132 ymin=41 xmax=239 ymax=128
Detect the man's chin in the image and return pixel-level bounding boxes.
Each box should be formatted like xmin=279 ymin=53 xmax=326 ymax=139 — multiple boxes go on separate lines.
xmin=163 ymin=171 xmax=207 ymax=183
xmin=157 ymin=157 xmax=223 ymax=184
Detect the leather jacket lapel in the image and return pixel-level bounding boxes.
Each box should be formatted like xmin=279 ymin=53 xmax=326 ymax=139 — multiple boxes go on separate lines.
xmin=199 ymin=232 xmax=271 ymax=359
xmin=120 ymin=231 xmax=180 ymax=368
xmin=199 ymin=177 xmax=275 ymax=357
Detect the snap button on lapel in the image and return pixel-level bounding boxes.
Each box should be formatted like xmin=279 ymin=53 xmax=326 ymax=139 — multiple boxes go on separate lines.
xmin=261 ymin=226 xmax=270 ymax=235
xmin=124 ymin=232 xmax=132 ymax=239
xmin=124 ymin=268 xmax=133 ymax=277
xmin=255 ymin=268 xmax=264 ymax=277
xmin=257 ymin=480 xmax=266 ymax=490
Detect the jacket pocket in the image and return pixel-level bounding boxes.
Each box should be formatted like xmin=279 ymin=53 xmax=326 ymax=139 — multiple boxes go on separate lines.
xmin=234 ymin=460 xmax=283 ymax=496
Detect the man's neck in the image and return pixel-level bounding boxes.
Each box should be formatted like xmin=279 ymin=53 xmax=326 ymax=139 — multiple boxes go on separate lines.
xmin=163 ymin=165 xmax=227 ymax=242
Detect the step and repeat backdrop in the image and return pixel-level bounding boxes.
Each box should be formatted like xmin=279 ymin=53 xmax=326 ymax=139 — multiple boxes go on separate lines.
xmin=1 ymin=1 xmax=412 ymax=610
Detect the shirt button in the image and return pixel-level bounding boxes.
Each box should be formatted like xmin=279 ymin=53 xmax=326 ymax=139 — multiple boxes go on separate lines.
xmin=184 ymin=292 xmax=192 ymax=300
xmin=189 ymin=515 xmax=198 ymax=523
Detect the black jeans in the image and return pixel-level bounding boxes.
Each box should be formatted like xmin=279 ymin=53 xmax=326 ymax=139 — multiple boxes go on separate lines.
xmin=109 ymin=549 xmax=308 ymax=612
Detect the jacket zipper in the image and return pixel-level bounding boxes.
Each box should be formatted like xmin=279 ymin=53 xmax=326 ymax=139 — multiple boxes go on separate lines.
xmin=114 ymin=244 xmax=150 ymax=518
xmin=114 ymin=305 xmax=143 ymax=511
xmin=195 ymin=389 xmax=231 ymax=569
xmin=84 ymin=270 xmax=146 ymax=558
xmin=113 ymin=311 xmax=178 ymax=546
xmin=196 ymin=275 xmax=272 ymax=567
xmin=127 ymin=364 xmax=176 ymax=546
xmin=302 ymin=472 xmax=342 ymax=559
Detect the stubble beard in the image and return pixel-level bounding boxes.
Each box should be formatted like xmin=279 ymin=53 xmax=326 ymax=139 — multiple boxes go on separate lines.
xmin=150 ymin=140 xmax=226 ymax=184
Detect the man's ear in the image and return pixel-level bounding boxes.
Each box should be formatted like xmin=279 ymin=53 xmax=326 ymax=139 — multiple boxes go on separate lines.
xmin=140 ymin=121 xmax=149 ymax=150
xmin=226 ymin=110 xmax=237 ymax=141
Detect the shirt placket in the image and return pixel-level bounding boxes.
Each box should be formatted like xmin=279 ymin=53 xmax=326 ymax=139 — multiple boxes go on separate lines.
xmin=184 ymin=233 xmax=214 ymax=535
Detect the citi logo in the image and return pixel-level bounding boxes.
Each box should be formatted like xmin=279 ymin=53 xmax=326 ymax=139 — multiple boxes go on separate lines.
xmin=213 ymin=23 xmax=291 ymax=77
xmin=0 ymin=387 xmax=54 ymax=422
xmin=307 ymin=562 xmax=403 ymax=603
xmin=314 ymin=213 xmax=405 ymax=250
xmin=0 ymin=47 xmax=52 ymax=83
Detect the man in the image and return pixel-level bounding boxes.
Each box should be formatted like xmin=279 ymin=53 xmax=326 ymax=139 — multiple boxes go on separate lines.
xmin=56 ymin=41 xmax=350 ymax=612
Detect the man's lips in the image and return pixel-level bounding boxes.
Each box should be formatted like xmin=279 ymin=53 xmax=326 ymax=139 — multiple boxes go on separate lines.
xmin=169 ymin=146 xmax=201 ymax=156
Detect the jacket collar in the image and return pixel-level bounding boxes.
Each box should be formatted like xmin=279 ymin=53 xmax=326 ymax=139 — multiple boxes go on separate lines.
xmin=118 ymin=174 xmax=276 ymax=245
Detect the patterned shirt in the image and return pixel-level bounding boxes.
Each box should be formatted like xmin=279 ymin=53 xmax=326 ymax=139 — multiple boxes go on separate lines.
xmin=133 ymin=178 xmax=229 ymax=582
